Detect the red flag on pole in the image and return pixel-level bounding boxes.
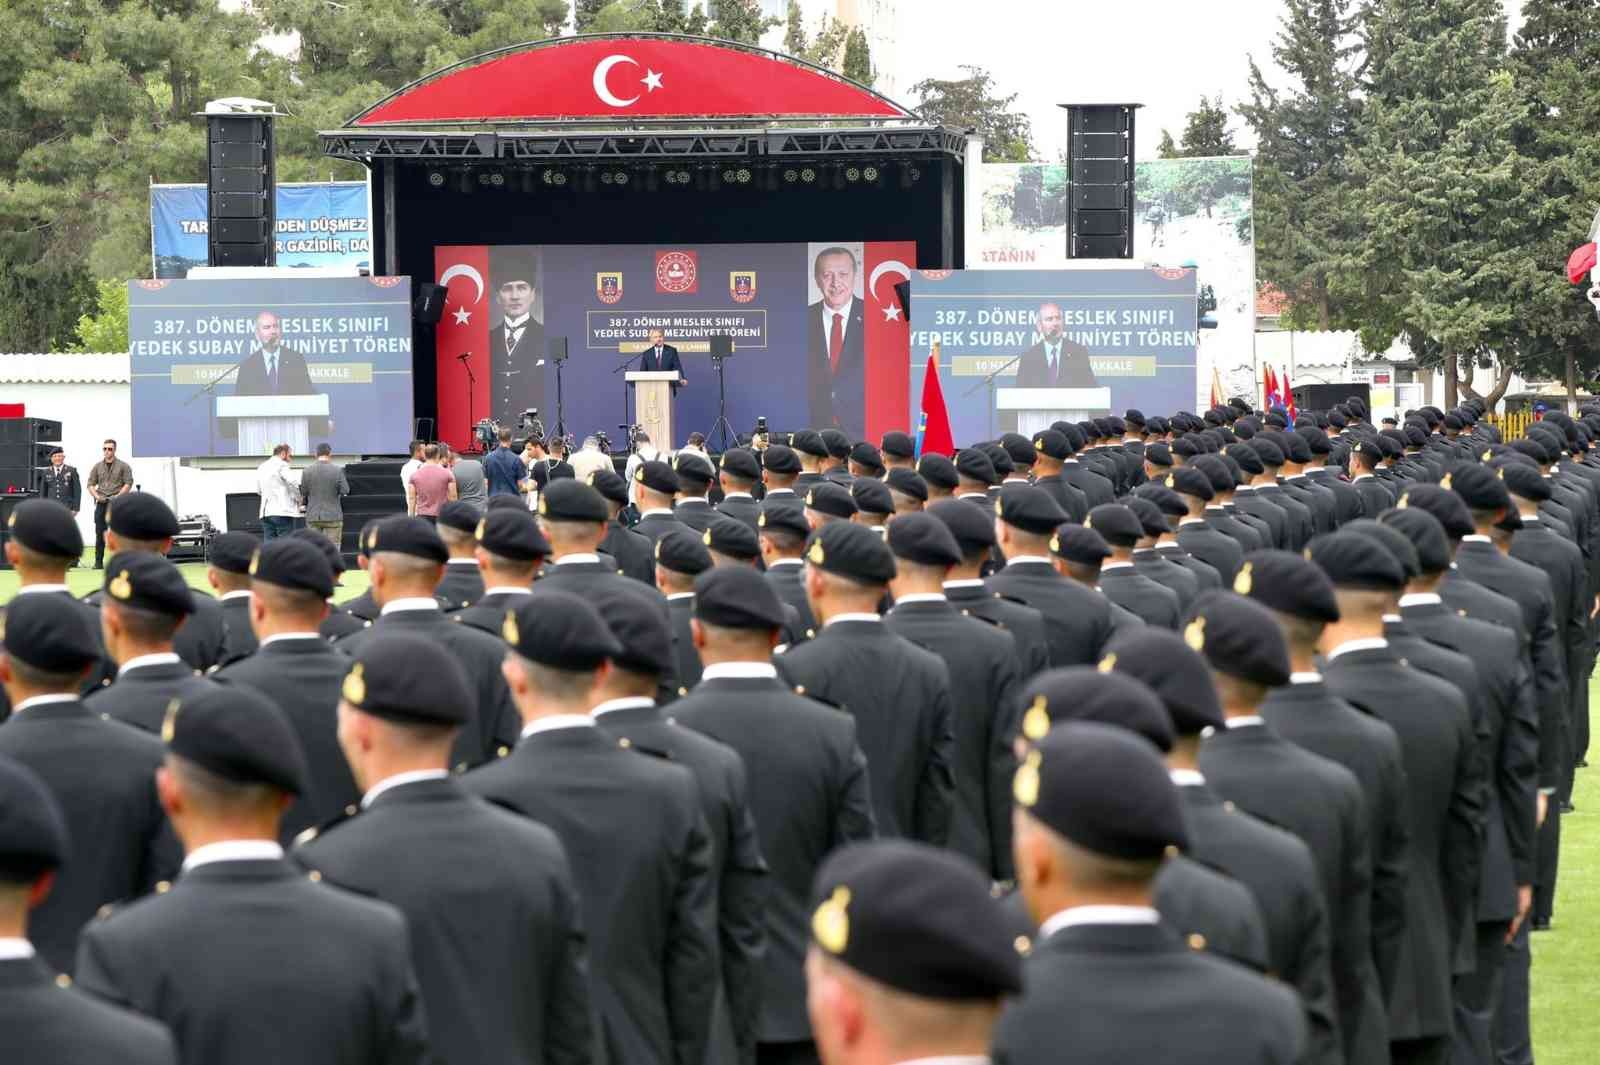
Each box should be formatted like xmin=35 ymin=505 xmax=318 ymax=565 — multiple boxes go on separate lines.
xmin=1209 ymin=366 xmax=1224 ymax=411
xmin=1264 ymin=364 xmax=1279 ymax=409
xmin=1282 ymin=365 xmax=1296 ymax=420
xmin=916 ymin=345 xmax=956 ymax=457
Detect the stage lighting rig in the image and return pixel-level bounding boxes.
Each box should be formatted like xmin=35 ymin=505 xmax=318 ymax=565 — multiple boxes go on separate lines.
xmin=427 ymin=170 xmax=446 ymax=188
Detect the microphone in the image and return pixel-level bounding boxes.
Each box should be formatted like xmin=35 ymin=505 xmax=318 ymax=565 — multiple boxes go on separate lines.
xmin=456 ymin=351 xmax=472 ymax=362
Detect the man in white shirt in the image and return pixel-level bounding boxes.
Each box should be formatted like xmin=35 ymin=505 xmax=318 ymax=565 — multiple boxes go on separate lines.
xmin=400 ymin=440 xmax=424 ymax=493
xmin=568 ymin=435 xmax=614 ymax=483
xmin=256 ymin=443 xmax=301 ymax=541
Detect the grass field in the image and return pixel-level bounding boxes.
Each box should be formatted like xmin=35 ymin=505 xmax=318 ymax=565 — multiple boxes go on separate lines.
xmin=0 ymin=549 xmax=370 ymax=604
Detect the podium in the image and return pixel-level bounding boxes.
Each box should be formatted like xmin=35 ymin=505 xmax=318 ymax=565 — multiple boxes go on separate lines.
xmin=216 ymin=394 xmax=330 ymax=456
xmin=996 ymin=387 xmax=1112 ymax=436
xmin=627 ymin=371 xmax=682 ymax=450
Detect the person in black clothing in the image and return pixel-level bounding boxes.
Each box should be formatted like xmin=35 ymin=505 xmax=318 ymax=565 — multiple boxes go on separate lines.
xmin=1029 ymin=430 xmax=1089 ymax=523
xmin=922 ymin=499 xmax=1050 ymax=681
xmin=987 ymin=484 xmax=1114 ymax=666
xmin=633 ymin=460 xmax=693 ymax=544
xmin=715 ymin=449 xmax=763 ymax=531
xmin=204 ymin=532 xmax=260 ymax=667
xmin=433 ymin=502 xmax=487 ymax=609
xmin=758 ymin=504 xmax=819 ymax=639
xmin=1087 ymin=503 xmax=1181 ymax=629
xmin=451 ymin=506 xmax=549 ymax=636
xmin=655 ymin=527 xmax=713 ymax=692
xmin=0 ymin=499 xmax=102 ymax=719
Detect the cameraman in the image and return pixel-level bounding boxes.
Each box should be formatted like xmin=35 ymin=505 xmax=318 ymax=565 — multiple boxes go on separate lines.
xmin=570 ymin=433 xmax=614 ymax=482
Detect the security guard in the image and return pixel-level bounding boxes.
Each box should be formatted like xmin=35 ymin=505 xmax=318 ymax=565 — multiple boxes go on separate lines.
xmin=74 ymin=684 xmax=430 ymax=1065
xmin=0 ymin=593 xmax=181 ymax=975
xmin=451 ymin=507 xmax=550 ymax=636
xmin=433 ymin=501 xmax=488 ymax=609
xmin=464 ymin=591 xmax=718 ymax=1065
xmin=987 ymin=484 xmax=1114 ymax=666
xmin=993 ymin=721 xmax=1306 ymax=1065
xmin=295 ymin=633 xmax=594 ymax=1065
xmin=0 ymin=753 xmax=178 ymax=1064
xmin=203 ymin=532 xmax=260 ymax=665
xmin=924 ymin=498 xmax=1050 ymax=681
xmin=654 ymin=527 xmax=713 ymax=691
xmin=773 ymin=522 xmax=955 ymax=846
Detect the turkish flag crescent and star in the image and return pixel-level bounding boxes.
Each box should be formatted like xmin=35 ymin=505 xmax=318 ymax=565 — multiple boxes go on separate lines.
xmin=862 ymin=242 xmax=915 ymax=440
xmin=434 ymin=245 xmax=491 ymax=450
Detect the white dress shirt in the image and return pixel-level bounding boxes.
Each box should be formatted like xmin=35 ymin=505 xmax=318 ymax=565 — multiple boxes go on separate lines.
xmin=520 ymin=715 xmax=595 ymax=739
xmin=819 ymin=298 xmax=855 ymax=349
xmin=182 ymin=840 xmax=284 ymax=872
xmin=362 ymin=769 xmax=451 ymax=809
xmin=701 ymin=662 xmax=779 ymax=681
xmin=1325 ymin=637 xmax=1388 ymax=661
xmin=257 ymin=454 xmax=301 ymax=519
xmin=1038 ymin=905 xmax=1161 ymax=940
xmin=119 ymin=652 xmax=182 ymax=677
xmin=0 ymin=938 xmax=36 ymax=961
xmin=11 ymin=694 xmax=80 ymax=714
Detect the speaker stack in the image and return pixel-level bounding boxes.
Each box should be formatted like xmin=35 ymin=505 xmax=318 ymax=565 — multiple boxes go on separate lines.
xmin=0 ymin=417 xmax=61 ymax=496
xmin=1063 ymin=104 xmax=1141 ymax=259
xmin=207 ymin=108 xmax=277 ymax=268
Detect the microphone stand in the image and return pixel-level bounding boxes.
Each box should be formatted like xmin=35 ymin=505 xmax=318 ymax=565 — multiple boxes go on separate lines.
xmin=613 ymin=349 xmax=646 ymax=431
xmin=963 ymin=352 xmax=1024 ymax=441
xmin=458 ymin=351 xmax=478 ymax=452
xmin=184 ymin=350 xmax=258 ymax=458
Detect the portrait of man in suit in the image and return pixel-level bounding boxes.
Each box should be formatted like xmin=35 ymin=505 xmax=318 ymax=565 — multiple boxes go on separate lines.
xmin=638 ymin=327 xmax=685 ymax=394
xmin=806 ymin=244 xmax=867 ymax=437
xmin=489 ymin=249 xmax=546 ymax=424
xmin=1015 ymin=301 xmax=1098 ymax=388
xmin=230 ymin=309 xmax=328 ymax=435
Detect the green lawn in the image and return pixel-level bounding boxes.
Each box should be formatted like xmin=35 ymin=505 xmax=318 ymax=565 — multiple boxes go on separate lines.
xmin=0 ymin=549 xmax=370 ymax=603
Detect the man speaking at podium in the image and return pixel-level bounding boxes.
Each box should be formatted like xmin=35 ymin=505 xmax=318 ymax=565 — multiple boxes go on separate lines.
xmin=1016 ymin=301 xmax=1098 ymax=388
xmin=639 ymin=328 xmax=684 ymax=393
xmin=231 ymin=309 xmax=328 ymax=435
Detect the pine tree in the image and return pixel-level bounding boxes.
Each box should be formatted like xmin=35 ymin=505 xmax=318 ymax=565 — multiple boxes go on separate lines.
xmin=909 ymin=67 xmax=1034 ymax=162
xmin=708 ymin=0 xmax=777 ymax=44
xmin=842 ymin=28 xmax=873 ymax=87
xmin=1157 ymin=96 xmax=1239 ymax=159
xmin=784 ymin=0 xmax=808 ymax=55
xmin=575 ymin=0 xmax=612 ymax=31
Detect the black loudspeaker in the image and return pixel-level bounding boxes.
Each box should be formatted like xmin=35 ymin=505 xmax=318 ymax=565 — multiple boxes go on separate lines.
xmin=413 ymin=282 xmax=448 ymax=324
xmin=893 ymin=280 xmax=911 ymax=320
xmin=709 ymin=335 xmax=734 ymax=359
xmin=0 ymin=418 xmax=61 ymax=444
xmin=0 ymin=468 xmax=36 ymax=495
xmin=224 ymin=492 xmax=264 ymax=534
xmin=548 ymin=336 xmax=569 ymax=363
xmin=30 ymin=443 xmax=60 ymax=466
xmin=207 ymin=112 xmax=276 ymax=268
xmin=0 ymin=444 xmax=32 ymax=467
xmin=1291 ymin=383 xmax=1372 ymax=412
xmin=1063 ymin=104 xmax=1139 ymax=259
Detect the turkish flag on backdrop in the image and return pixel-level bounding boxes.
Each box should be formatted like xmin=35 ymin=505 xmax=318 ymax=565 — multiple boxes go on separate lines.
xmin=434 ymin=245 xmax=491 ymax=450
xmin=862 ymin=241 xmax=916 ymax=440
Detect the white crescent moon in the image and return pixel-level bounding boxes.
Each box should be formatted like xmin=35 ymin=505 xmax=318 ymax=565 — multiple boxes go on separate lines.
xmin=869 ymin=260 xmax=911 ymax=303
xmin=439 ymin=264 xmax=483 ymax=305
xmin=593 ymin=54 xmax=641 ymax=109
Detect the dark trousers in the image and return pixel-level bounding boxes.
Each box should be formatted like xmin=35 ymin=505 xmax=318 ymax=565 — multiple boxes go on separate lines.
xmin=1493 ymin=918 xmax=1533 ymax=1065
xmin=1533 ymin=803 xmax=1560 ymax=924
xmin=93 ymin=499 xmax=109 ymax=565
xmin=1392 ymin=1036 xmax=1451 ymax=1065
xmin=1452 ymin=922 xmax=1507 ymax=1065
xmin=756 ymin=1041 xmax=820 ymax=1065
xmin=260 ymin=515 xmax=294 ymax=541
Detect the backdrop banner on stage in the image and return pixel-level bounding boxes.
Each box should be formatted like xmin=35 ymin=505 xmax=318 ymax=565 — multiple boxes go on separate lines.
xmin=150 ymin=182 xmax=371 ymax=278
xmin=910 ymin=268 xmax=1199 ymax=444
xmin=433 ymin=241 xmax=916 ymax=448
xmin=127 ymin=275 xmax=416 ymax=457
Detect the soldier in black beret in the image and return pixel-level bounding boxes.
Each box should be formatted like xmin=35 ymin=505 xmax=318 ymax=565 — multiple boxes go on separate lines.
xmin=1131 ymin=481 xmax=1224 ymax=595
xmin=989 ymin=484 xmax=1113 ymax=668
xmin=1125 ymin=495 xmax=1200 ymax=612
xmin=465 ymin=590 xmax=719 ymax=1065
xmin=653 ymin=527 xmax=713 ymax=688
xmin=1216 ymin=445 xmax=1283 ymax=549
xmin=916 ymin=453 xmax=960 ymax=500
xmin=629 ymin=459 xmax=692 ymax=545
xmin=883 ymin=467 xmax=927 ymax=513
xmin=849 ymin=477 xmax=893 ymax=532
xmin=757 ymin=505 xmax=819 ymax=637
xmin=75 ymin=682 xmax=430 ymax=1065
xmin=1277 ymin=432 xmax=1339 ymax=535
xmin=206 ymin=531 xmax=264 ymax=667
xmin=1348 ymin=439 xmax=1396 ymax=516
xmin=672 ymin=452 xmax=718 ymax=532
xmin=432 ymin=501 xmax=487 ymax=610
xmin=1 ymin=499 xmax=99 ymax=714
xmin=806 ymin=840 xmax=1021 ymax=1065
xmin=819 ymin=429 xmax=853 ymax=486
xmin=0 ymin=752 xmax=178 ymax=1064
xmin=1028 ymin=431 xmax=1089 ymax=523
xmin=846 ymin=441 xmax=883 ymax=480
xmin=879 ymin=431 xmax=916 ymax=468
xmin=1089 ymin=503 xmax=1181 ymax=629
xmin=804 ymin=481 xmax=858 ymax=528
xmin=704 ymin=515 xmax=761 ymax=567
xmin=982 ymin=443 xmax=1017 ymax=496
xmin=450 ymin=507 xmax=550 ymax=636
xmin=1158 ymin=467 xmax=1243 ymax=583
xmin=954 ymin=449 xmax=998 ymax=502
xmin=715 ymin=449 xmax=763 ymax=533
xmin=287 ymin=526 xmax=357 ymax=636
xmin=1049 ymin=522 xmax=1110 ymax=579
xmin=791 ymin=431 xmax=830 ymax=492
xmin=760 ymin=443 xmax=805 ymax=506
xmin=922 ymin=500 xmax=1051 ymax=681
xmin=584 ymin=469 xmax=653 ymax=585
xmin=294 ymin=631 xmax=594 ymax=1065
xmin=995 ymin=721 xmax=1306 ymax=1065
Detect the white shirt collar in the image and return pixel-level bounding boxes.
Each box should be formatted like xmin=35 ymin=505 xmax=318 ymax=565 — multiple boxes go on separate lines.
xmin=765 ymin=487 xmax=796 ymax=496
xmin=1178 ymin=516 xmax=1206 ymax=526
xmin=957 ymin=492 xmax=988 ymax=501
xmin=591 ymin=696 xmax=656 ymax=716
xmin=446 ymin=558 xmax=478 ymax=566
xmin=14 ymin=584 xmax=69 ymax=595
xmin=893 ymin=593 xmax=948 ymax=605
xmin=767 ymin=557 xmax=803 ymax=568
xmin=678 ymin=497 xmax=710 ymax=506
xmin=1039 ymin=905 xmax=1161 ymax=940
xmin=362 ymin=769 xmax=450 ymax=808
xmin=0 ymin=939 xmax=35 ymax=961
xmin=1169 ymin=768 xmax=1205 ymax=786
xmin=723 ymin=491 xmax=753 ymax=500
xmin=484 ymin=585 xmax=533 ymax=596
xmin=1461 ymin=534 xmax=1492 ymax=543
xmin=119 ymin=652 xmax=182 ymax=676
xmin=1352 ymin=473 xmax=1375 ymax=482
xmin=666 ymin=591 xmax=696 ymax=602
xmin=554 ymin=553 xmax=600 ymax=565
xmin=259 ymin=632 xmax=321 ymax=647
xmin=503 ymin=312 xmax=531 ymax=330
xmin=700 ymin=662 xmax=779 ymax=681
xmin=1100 ymin=560 xmax=1134 ymax=571
xmin=220 ymin=589 xmax=254 ymax=602
xmin=11 ymin=694 xmax=80 ymax=714
xmin=520 ymin=715 xmax=595 ymax=739
xmin=1398 ymin=592 xmax=1441 ymax=607
xmin=942 ymin=578 xmax=986 ymax=589
xmin=182 ymin=840 xmax=284 ymax=872
xmin=640 ymin=508 xmax=676 ymax=518
xmin=381 ymin=597 xmax=441 ymax=615
xmin=1289 ymin=671 xmax=1322 ymax=684
xmin=1326 ymin=637 xmax=1388 ymax=660
xmin=1005 ymin=555 xmax=1052 ymax=566
xmin=1224 ymin=715 xmax=1265 ymax=728
xmin=825 ymin=612 xmax=882 ymax=626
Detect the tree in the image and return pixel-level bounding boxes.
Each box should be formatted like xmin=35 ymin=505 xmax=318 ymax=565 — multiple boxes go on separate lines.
xmin=707 ymin=0 xmax=777 ymax=44
xmin=779 ymin=1 xmax=849 ymax=68
xmin=1156 ymin=130 xmax=1180 ymax=159
xmin=70 ymin=279 xmax=130 ymax=353
xmin=1158 ymin=96 xmax=1240 ymax=158
xmin=909 ymin=66 xmax=1035 ymax=162
xmin=575 ymin=0 xmax=612 ymax=31
xmin=842 ymin=28 xmax=874 ymax=87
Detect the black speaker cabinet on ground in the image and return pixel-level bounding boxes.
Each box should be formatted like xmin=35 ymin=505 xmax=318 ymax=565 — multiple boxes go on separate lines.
xmin=0 ymin=418 xmax=62 ymax=444
xmin=207 ymin=110 xmax=276 ymax=268
xmin=1291 ymin=382 xmax=1372 ymax=413
xmin=0 ymin=469 xmax=35 ymax=495
xmin=1062 ymin=103 xmax=1141 ymax=259
xmin=224 ymin=492 xmax=264 ymax=534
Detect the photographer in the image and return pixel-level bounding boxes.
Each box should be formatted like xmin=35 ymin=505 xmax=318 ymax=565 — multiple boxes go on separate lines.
xmin=570 ymin=433 xmax=614 ymax=482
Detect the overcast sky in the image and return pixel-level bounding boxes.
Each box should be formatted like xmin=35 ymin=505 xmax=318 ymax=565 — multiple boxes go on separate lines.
xmin=893 ymin=0 xmax=1528 ymax=161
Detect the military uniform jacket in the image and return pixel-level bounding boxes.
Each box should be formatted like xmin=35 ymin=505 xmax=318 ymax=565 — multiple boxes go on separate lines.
xmin=594 ymin=703 xmax=770 ymax=1063
xmin=1322 ymin=645 xmax=1485 ymax=1040
xmin=1253 ymin=483 xmax=1315 ymax=549
xmin=435 ymin=561 xmax=486 ymax=611
xmin=1203 ymin=505 xmax=1267 ymax=553
xmin=774 ymin=619 xmax=955 ymax=845
xmin=1174 ymin=519 xmax=1244 ymax=583
xmin=342 ymin=589 xmax=380 ymax=621
xmin=465 ymin=725 xmax=718 ymax=1065
xmin=1231 ymin=488 xmax=1289 ymax=549
xmin=673 ymin=499 xmax=716 ymax=533
xmin=212 ymin=636 xmax=363 ymax=845
xmin=670 ymin=673 xmax=875 ymax=1043
xmin=217 ymin=593 xmax=257 ymax=666
xmin=992 ymin=921 xmax=1306 ymax=1065
xmin=602 ymin=520 xmax=657 ymax=585
xmin=83 ymin=587 xmax=228 ymax=676
xmin=75 ymin=857 xmax=429 ymax=1065
xmin=986 ymin=560 xmax=1114 ymax=667
xmin=0 ymin=954 xmax=176 ymax=1065
xmin=667 ymin=596 xmax=704 ymax=691
xmin=319 ymin=607 xmax=368 ymax=641
xmin=82 ymin=661 xmax=215 ymax=735
xmin=763 ymin=561 xmax=817 ymax=636
xmin=536 ymin=566 xmax=682 ymax=694
xmin=1097 ymin=564 xmax=1181 ymax=630
xmin=454 ymin=590 xmax=533 ymax=637
xmin=1032 ymin=473 xmax=1088 ymax=523
xmin=885 ymin=599 xmax=1022 ymax=879
xmin=1199 ymin=721 xmax=1385 ymax=1065
xmin=941 ymin=582 xmax=1051 ymax=681
xmin=1511 ymin=519 xmax=1591 ymax=739
xmin=0 ymin=700 xmax=182 ymax=975
xmin=1280 ymin=474 xmax=1337 ymax=534
xmin=1350 ymin=475 xmax=1394 ymax=519
xmin=715 ymin=494 xmax=760 ymax=533
xmin=1061 ymin=461 xmax=1114 ymax=507
xmin=296 ymin=776 xmax=594 ymax=1065
xmin=635 ymin=511 xmax=692 ymax=545
xmin=1222 ymin=502 xmax=1275 ymax=550
xmin=333 ymin=608 xmax=521 ymax=770
xmin=1130 ymin=549 xmax=1199 ymax=612
xmin=1153 ymin=543 xmax=1222 ymax=591
xmin=1306 ymin=468 xmax=1365 ymax=526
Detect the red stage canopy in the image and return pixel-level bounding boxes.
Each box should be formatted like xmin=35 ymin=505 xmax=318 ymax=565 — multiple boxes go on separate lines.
xmin=352 ymin=35 xmax=914 ymax=127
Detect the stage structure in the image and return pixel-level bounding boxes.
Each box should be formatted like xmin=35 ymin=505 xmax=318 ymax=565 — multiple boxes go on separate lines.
xmin=320 ymin=33 xmax=969 ymax=448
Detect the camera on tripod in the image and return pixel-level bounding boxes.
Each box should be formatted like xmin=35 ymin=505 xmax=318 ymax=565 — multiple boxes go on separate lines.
xmin=593 ymin=429 xmax=612 ymax=453
xmin=752 ymin=416 xmax=769 ymax=451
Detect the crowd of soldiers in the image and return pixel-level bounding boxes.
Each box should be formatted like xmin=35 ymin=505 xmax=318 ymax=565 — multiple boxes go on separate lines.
xmin=0 ymin=393 xmax=1591 ymax=1065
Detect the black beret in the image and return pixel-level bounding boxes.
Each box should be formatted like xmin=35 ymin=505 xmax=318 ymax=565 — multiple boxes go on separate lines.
xmin=849 ymin=442 xmax=885 ymax=473
xmin=1327 ymin=409 xmax=1348 ymax=429
xmin=1296 ymin=426 xmax=1333 ymax=455
xmin=674 ymin=452 xmax=716 ymax=488
xmin=880 ymin=431 xmax=916 ymax=460
xmin=1222 ymin=443 xmax=1263 ymax=478
xmin=1124 ymin=496 xmax=1169 ymax=538
xmin=805 ymin=481 xmax=858 ymax=519
xmin=1375 ymin=434 xmax=1403 ymax=460
xmin=1163 ymin=466 xmax=1215 ymax=502
xmin=1143 ymin=441 xmax=1173 ymax=467
xmin=1264 ymin=410 xmax=1289 ymax=429
xmin=1 ymin=592 xmax=100 ymax=672
xmin=1277 ymin=431 xmax=1312 ymax=464
xmin=1379 ymin=507 xmax=1451 ymax=574
xmin=0 ymin=754 xmax=69 ymax=879
xmin=916 ymin=453 xmax=959 ymax=490
xmin=1500 ymin=462 xmax=1551 ymax=502
xmin=590 ymin=583 xmax=674 ymax=676
xmin=955 ymin=449 xmax=998 ymax=487
xmin=851 ymin=477 xmax=894 ymax=517
xmin=251 ymin=537 xmax=335 ymax=598
xmin=1233 ymin=549 xmax=1339 ymax=623
xmin=477 ymin=506 xmax=551 ymax=561
xmin=761 ymin=444 xmax=802 ymax=475
xmin=982 ymin=444 xmax=1015 ymax=478
xmin=434 ymin=500 xmax=478 ymax=535
xmin=1403 ymin=426 xmax=1428 ymax=449
xmin=821 ymin=429 xmax=853 ymax=460
xmin=6 ymin=499 xmax=82 ymax=559
xmin=1051 ymin=524 xmax=1111 ymax=564
xmin=1172 ymin=436 xmax=1203 ymax=460
xmin=655 ymin=526 xmax=712 ymax=575
xmin=805 ymin=521 xmax=896 ymax=584
xmin=1059 ymin=422 xmax=1087 ymax=452
xmin=587 ymin=468 xmax=630 ymax=504
xmin=810 ymin=840 xmax=1023 ymax=999
xmin=1397 ymin=483 xmax=1475 ymax=538
xmin=1447 ymin=463 xmax=1513 ymax=514
xmin=1030 ymin=430 xmax=1070 ymax=461
xmin=539 ymin=479 xmax=609 ymax=523
xmin=487 ymin=495 xmax=529 ymax=513
xmin=705 ymin=515 xmax=760 ymax=560
xmin=791 ymin=429 xmax=829 ymax=458
xmin=289 ymin=527 xmax=346 ymax=576
xmin=718 ymin=448 xmax=761 ymax=482
xmin=1442 ymin=413 xmax=1464 ymax=431
xmin=503 ymin=590 xmax=621 ymax=670
xmin=340 ymin=631 xmax=472 ymax=726
xmin=1342 ymin=519 xmax=1421 ymax=581
xmin=1192 ymin=454 xmax=1238 ymax=493
xmin=1087 ymin=504 xmax=1143 ymax=548
xmin=926 ymin=498 xmax=995 ymax=551
xmin=1124 ymin=408 xmax=1147 ymax=429
xmin=1505 ymin=438 xmax=1546 ymax=463
xmin=996 ymin=484 xmax=1067 ymax=535
xmin=165 ymin=683 xmax=308 ymax=795
xmin=1186 ymin=591 xmax=1290 ymax=687
xmin=107 ymin=492 xmax=179 ymax=540
xmin=1132 ymin=481 xmax=1189 ymax=517
xmin=884 ymin=467 xmax=927 ymax=502
xmin=1148 ymin=416 xmax=1170 ymax=435
xmin=1100 ymin=627 xmax=1225 ymax=735
xmin=1017 ymin=722 xmax=1187 ymax=860
xmin=757 ymin=504 xmax=811 ymax=539
xmin=694 ymin=566 xmax=788 ymax=631
xmin=1016 ymin=667 xmax=1174 ymax=751
xmin=886 ymin=512 xmax=962 ymax=567
xmin=634 ymin=459 xmax=680 ymax=496
xmin=367 ymin=515 xmax=448 ymax=564
xmin=103 ymin=552 xmax=193 ymax=617
xmin=1002 ymin=436 xmax=1037 ymax=469
xmin=1307 ymin=531 xmax=1406 ymax=591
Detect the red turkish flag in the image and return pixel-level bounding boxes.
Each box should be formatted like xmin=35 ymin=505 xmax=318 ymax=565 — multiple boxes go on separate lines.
xmin=917 ymin=353 xmax=956 ymax=457
xmin=862 ymin=242 xmax=916 ymax=440
xmin=434 ymin=245 xmax=491 ymax=450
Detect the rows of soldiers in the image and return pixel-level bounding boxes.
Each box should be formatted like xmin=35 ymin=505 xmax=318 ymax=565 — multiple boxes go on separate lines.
xmin=0 ymin=391 xmax=1592 ymax=1065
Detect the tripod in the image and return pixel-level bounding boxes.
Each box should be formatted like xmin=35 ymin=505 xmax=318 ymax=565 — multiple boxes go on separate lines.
xmin=552 ymin=355 xmax=568 ymax=440
xmin=458 ymin=351 xmax=478 ymax=451
xmin=707 ymin=354 xmax=737 ymax=451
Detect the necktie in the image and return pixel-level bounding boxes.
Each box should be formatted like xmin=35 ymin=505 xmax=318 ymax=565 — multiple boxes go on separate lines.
xmin=267 ymin=354 xmax=278 ymax=393
xmin=829 ymin=312 xmax=844 ymax=373
xmin=1047 ymin=343 xmax=1057 ymax=375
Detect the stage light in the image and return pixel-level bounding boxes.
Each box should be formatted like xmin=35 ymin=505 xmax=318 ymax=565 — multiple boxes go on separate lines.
xmin=801 ymin=167 xmax=816 ymax=184
xmin=677 ymin=170 xmax=691 ymax=184
xmin=614 ymin=170 xmax=629 ymax=186
xmin=863 ymin=165 xmax=879 ymax=182
xmin=552 ymin=171 xmax=568 ymax=187
xmin=736 ymin=168 xmax=751 ymax=184
xmin=426 ymin=170 xmax=446 ymax=188
xmin=489 ymin=172 xmax=505 ymax=187
xmin=783 ymin=168 xmax=798 ymax=184
xmin=600 ymin=171 xmax=614 ymax=185
xmin=845 ymin=166 xmax=860 ymax=183
xmin=721 ymin=169 xmax=736 ymax=185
